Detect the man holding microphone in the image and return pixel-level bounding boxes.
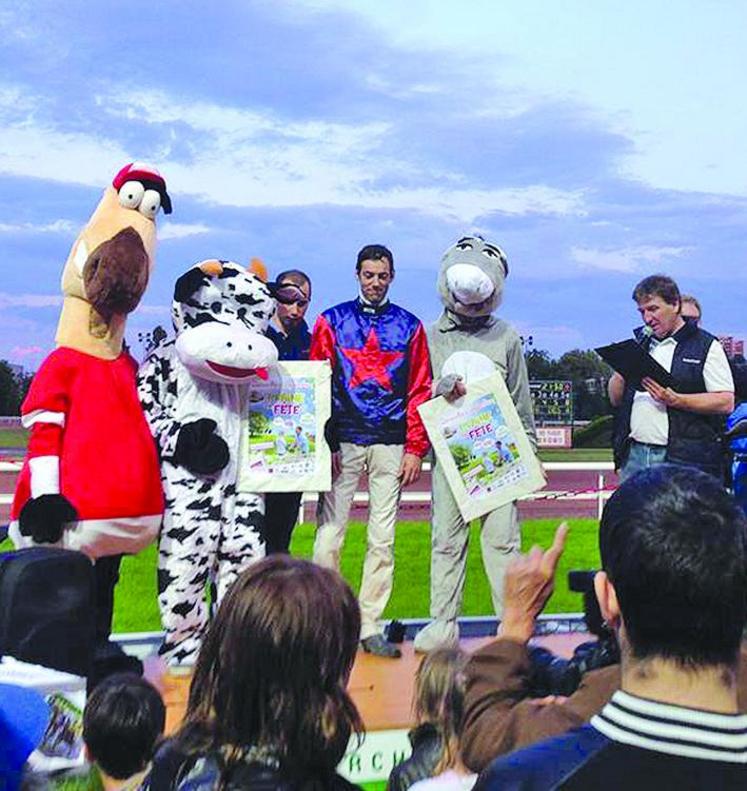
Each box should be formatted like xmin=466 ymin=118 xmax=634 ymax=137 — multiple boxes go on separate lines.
xmin=608 ymin=274 xmax=733 ymax=480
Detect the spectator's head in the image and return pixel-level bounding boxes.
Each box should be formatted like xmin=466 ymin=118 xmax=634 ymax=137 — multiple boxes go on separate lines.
xmin=273 ymin=269 xmax=311 ymax=333
xmin=632 ymin=274 xmax=682 ymax=339
xmin=83 ymin=674 xmax=165 ymax=782
xmin=680 ymin=294 xmax=702 ymax=325
xmin=182 ymin=556 xmax=362 ymax=777
xmin=356 ymin=244 xmax=394 ymax=305
xmin=595 ymin=466 xmax=747 ymax=671
xmin=414 ymin=648 xmax=470 ymax=773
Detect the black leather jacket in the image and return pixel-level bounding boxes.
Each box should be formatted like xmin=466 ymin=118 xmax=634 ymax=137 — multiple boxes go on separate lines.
xmin=387 ymin=724 xmax=443 ymax=791
xmin=144 ymin=742 xmax=359 ymax=791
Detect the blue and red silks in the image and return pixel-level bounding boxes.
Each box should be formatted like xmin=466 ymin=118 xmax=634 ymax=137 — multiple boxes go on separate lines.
xmin=310 ymin=299 xmax=431 ymax=457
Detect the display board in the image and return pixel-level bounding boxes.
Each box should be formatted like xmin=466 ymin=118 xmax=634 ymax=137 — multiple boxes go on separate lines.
xmin=419 ymin=372 xmax=545 ymax=520
xmin=530 ymin=379 xmax=573 ymax=424
xmin=238 ymin=360 xmax=331 ymax=493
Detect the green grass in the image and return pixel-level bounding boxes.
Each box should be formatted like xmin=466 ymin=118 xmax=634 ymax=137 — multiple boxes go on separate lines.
xmin=109 ymin=518 xmax=599 ymax=633
xmin=2 ymin=518 xmax=599 ymax=633
xmin=0 ymin=427 xmax=27 ymax=447
xmin=0 ymin=434 xmax=608 ymax=458
xmin=538 ymin=448 xmax=612 ymax=462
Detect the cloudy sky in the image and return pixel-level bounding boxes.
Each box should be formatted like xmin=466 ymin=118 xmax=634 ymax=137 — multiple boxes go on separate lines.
xmin=2 ymin=0 xmax=746 ymax=369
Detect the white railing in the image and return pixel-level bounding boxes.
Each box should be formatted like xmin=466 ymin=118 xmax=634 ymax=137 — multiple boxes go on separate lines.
xmin=0 ymin=461 xmax=618 ymax=520
xmin=300 ymin=461 xmax=617 ymax=521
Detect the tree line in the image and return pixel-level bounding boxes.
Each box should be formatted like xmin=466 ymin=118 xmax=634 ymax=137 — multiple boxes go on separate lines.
xmin=1 ymin=349 xmax=615 ymax=421
xmin=525 ymin=348 xmax=613 ymax=422
xmin=0 ymin=361 xmax=33 ymax=416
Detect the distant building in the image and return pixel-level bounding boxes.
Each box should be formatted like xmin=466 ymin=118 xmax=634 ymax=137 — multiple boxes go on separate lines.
xmin=720 ymin=336 xmax=745 ymax=359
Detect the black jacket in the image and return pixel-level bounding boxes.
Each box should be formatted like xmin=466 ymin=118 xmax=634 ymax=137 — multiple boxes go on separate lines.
xmin=145 ymin=741 xmax=358 ymax=791
xmin=266 ymin=320 xmax=311 ymax=362
xmin=612 ymin=320 xmax=725 ymax=475
xmin=387 ymin=723 xmax=443 ymax=791
xmin=476 ymin=691 xmax=747 ymax=789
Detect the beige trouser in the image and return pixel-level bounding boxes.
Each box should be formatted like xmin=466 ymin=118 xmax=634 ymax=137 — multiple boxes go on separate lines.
xmin=314 ymin=442 xmax=403 ymax=640
xmin=430 ymin=460 xmax=520 ymax=620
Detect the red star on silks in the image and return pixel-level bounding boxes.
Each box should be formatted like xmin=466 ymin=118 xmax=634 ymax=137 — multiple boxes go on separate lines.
xmin=340 ymin=328 xmax=404 ymax=390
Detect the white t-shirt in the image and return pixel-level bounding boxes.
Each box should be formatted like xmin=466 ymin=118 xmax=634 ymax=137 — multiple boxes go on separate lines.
xmin=409 ymin=770 xmax=478 ymax=791
xmin=630 ymin=335 xmax=734 ymax=446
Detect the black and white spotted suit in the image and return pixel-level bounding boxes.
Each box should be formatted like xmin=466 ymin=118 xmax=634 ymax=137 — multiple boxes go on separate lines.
xmin=138 ymin=260 xmax=278 ymax=666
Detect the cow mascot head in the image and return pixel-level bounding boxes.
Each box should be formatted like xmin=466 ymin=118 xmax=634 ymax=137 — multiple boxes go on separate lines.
xmin=172 ymin=259 xmax=278 ymax=384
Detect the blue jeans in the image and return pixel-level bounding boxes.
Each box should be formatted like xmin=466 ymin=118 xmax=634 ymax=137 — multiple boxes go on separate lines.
xmin=620 ymin=441 xmax=667 ymax=482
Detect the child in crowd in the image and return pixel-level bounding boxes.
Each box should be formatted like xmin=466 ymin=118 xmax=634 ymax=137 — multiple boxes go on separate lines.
xmin=388 ymin=648 xmax=475 ymax=791
xmin=83 ymin=674 xmax=165 ymax=791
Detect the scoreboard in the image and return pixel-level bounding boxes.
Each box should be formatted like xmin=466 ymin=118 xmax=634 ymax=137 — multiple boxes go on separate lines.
xmin=530 ymin=380 xmax=573 ymax=425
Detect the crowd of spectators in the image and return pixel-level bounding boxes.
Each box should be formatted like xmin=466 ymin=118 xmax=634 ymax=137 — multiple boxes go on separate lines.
xmin=4 ymin=465 xmax=747 ymax=789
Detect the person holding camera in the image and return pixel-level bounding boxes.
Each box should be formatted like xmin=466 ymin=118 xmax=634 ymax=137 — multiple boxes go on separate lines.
xmin=462 ymin=477 xmax=747 ymax=775
xmin=476 ymin=466 xmax=747 ymax=788
xmin=461 ymin=523 xmax=622 ymax=772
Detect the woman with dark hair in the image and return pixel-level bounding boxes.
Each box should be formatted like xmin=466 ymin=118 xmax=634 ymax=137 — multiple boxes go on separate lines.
xmin=145 ymin=556 xmax=363 ymax=790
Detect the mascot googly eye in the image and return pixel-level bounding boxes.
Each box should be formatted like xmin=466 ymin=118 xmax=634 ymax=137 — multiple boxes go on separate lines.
xmin=10 ymin=163 xmax=170 ymax=675
xmin=113 ymin=162 xmax=172 ymax=215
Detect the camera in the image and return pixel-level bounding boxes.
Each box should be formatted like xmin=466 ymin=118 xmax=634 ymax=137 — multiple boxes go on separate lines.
xmin=527 ymin=570 xmax=619 ymax=698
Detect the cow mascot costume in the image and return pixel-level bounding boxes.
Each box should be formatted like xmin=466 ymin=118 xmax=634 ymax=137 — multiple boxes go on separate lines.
xmin=138 ymin=259 xmax=278 ymax=668
xmin=414 ymin=236 xmax=538 ymax=653
xmin=10 ymin=163 xmax=171 ymax=673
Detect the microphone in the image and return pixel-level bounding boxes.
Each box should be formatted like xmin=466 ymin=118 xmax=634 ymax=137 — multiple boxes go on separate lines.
xmin=633 ymin=325 xmax=654 ymax=391
xmin=637 ymin=325 xmax=654 ymax=347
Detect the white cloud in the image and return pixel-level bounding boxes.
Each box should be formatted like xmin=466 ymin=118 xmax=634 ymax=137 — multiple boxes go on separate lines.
xmin=0 ymin=84 xmax=39 ymax=113
xmin=363 ymin=73 xmax=445 ymax=100
xmin=102 ymin=89 xmax=390 ymax=152
xmin=158 ymin=222 xmax=212 ymax=240
xmin=123 ymin=82 xmax=587 ymax=222
xmin=0 ymin=292 xmax=62 ymax=308
xmin=298 ymin=0 xmax=747 ymax=198
xmin=9 ymin=344 xmax=44 ymax=358
xmin=570 ymin=244 xmax=691 ymax=273
xmin=134 ymin=304 xmax=171 ymax=316
xmin=0 ymin=83 xmax=586 ymax=224
xmin=511 ymin=320 xmax=586 ymax=356
xmin=0 ymin=124 xmax=129 ymax=189
xmin=0 ymin=219 xmax=77 ymax=234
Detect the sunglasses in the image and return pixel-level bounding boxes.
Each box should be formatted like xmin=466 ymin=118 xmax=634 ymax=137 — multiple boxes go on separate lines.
xmin=274 ymin=283 xmax=310 ymax=308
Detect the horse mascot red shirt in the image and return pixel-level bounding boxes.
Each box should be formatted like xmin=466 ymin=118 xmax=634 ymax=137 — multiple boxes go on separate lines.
xmin=9 ymin=163 xmax=171 ymax=665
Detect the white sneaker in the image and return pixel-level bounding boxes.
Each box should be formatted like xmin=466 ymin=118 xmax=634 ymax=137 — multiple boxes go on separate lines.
xmin=413 ymin=619 xmax=460 ymax=653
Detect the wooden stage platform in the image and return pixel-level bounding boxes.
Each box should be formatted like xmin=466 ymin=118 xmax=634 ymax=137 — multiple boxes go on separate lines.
xmin=151 ymin=631 xmax=591 ymax=736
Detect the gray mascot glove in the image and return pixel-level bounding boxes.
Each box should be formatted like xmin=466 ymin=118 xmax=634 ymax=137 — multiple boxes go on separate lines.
xmin=435 ymin=373 xmax=464 ymax=399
